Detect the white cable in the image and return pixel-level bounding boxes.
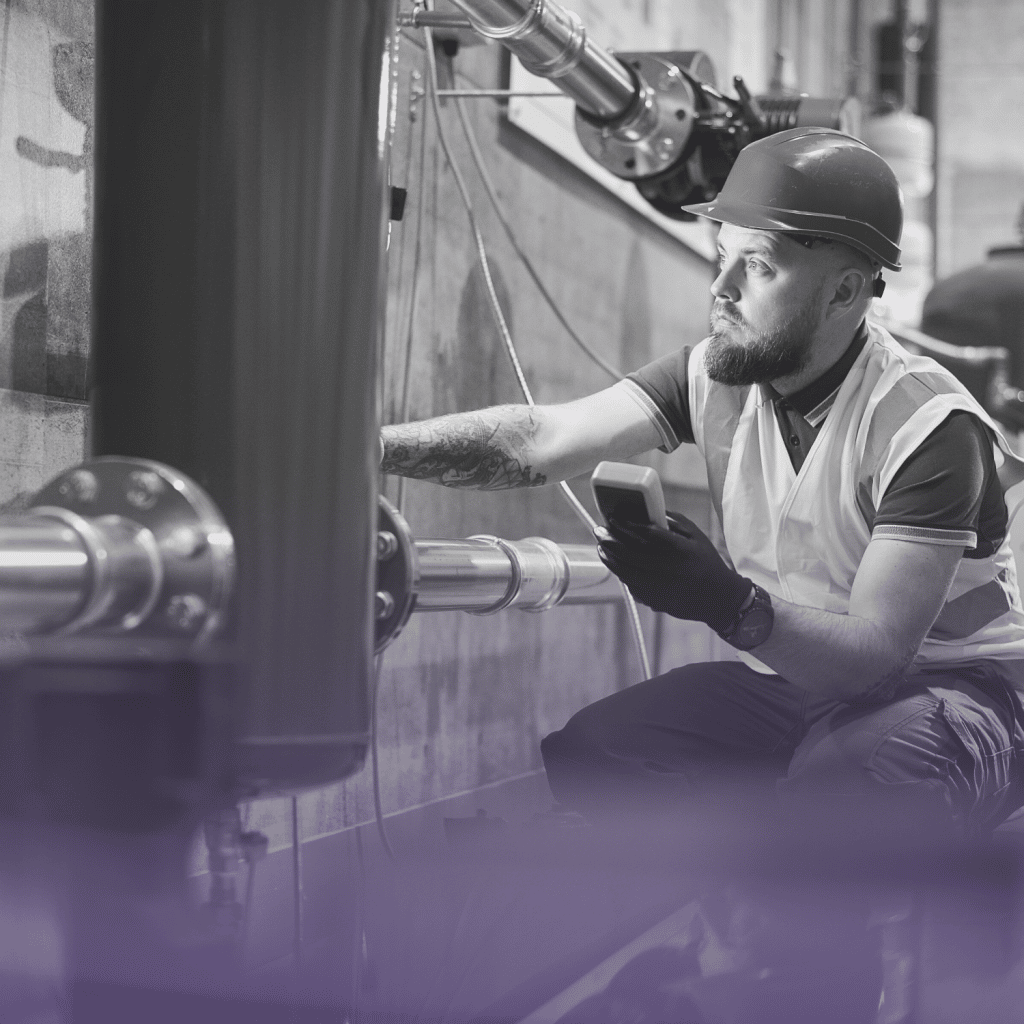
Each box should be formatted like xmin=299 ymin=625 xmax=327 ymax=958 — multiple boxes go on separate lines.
xmin=424 ymin=29 xmax=652 ymax=680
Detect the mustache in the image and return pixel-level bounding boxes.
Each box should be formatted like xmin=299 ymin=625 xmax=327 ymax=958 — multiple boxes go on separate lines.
xmin=711 ymin=301 xmax=743 ymax=325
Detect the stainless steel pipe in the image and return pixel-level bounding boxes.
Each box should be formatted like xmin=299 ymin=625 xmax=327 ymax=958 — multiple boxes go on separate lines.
xmin=448 ymin=0 xmax=636 ymax=120
xmin=375 ymin=499 xmax=621 ymax=653
xmin=0 ymin=518 xmax=93 ymax=636
xmin=415 ymin=536 xmax=620 ymax=613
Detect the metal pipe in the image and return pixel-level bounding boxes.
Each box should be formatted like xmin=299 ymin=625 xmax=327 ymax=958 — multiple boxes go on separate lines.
xmin=414 ymin=537 xmax=619 ymax=612
xmin=448 ymin=0 xmax=636 ymax=120
xmin=0 ymin=518 xmax=91 ymax=635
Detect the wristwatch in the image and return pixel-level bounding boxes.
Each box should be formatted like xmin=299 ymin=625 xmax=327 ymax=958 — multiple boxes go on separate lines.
xmin=718 ymin=583 xmax=774 ymax=651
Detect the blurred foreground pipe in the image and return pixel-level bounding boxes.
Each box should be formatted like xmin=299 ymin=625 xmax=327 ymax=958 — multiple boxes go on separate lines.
xmin=448 ymin=0 xmax=636 ymax=119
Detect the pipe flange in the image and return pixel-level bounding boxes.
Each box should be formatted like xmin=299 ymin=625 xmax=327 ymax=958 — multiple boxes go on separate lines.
xmin=574 ymin=52 xmax=697 ymax=180
xmin=465 ymin=535 xmax=523 ymax=615
xmin=31 ymin=457 xmax=234 ymax=643
xmin=375 ymin=497 xmax=419 ymax=654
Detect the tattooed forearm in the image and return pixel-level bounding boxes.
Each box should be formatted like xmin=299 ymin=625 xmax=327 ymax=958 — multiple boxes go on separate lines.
xmin=381 ymin=407 xmax=548 ymax=490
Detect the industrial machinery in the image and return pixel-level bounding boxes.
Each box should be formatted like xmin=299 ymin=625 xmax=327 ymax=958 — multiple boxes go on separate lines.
xmin=2 ymin=2 xmax=1004 ymax=1022
xmin=416 ymin=0 xmax=859 ymax=216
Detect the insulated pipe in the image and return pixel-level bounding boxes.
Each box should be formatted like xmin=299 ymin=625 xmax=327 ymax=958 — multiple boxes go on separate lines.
xmin=448 ymin=0 xmax=636 ymax=120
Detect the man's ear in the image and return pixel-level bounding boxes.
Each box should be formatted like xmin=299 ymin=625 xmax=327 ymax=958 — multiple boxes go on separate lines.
xmin=825 ymin=266 xmax=872 ymax=319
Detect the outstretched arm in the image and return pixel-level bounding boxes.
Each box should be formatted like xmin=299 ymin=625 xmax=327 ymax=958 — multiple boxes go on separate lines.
xmin=381 ymin=406 xmax=549 ymax=490
xmin=381 ymin=384 xmax=664 ymax=491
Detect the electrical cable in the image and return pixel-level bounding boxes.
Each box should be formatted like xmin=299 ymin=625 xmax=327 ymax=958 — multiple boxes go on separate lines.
xmin=451 ymin=97 xmax=624 ymax=384
xmin=423 ymin=26 xmax=652 ymax=680
xmin=396 ymin=46 xmax=432 ymax=518
xmin=371 ymin=653 xmax=397 ymax=861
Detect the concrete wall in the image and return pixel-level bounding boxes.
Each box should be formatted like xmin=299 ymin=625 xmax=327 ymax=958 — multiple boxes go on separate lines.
xmin=0 ymin=0 xmax=92 ymax=511
xmin=935 ymin=0 xmax=1024 ymax=275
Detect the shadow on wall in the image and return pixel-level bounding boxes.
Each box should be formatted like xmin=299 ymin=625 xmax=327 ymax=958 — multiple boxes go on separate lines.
xmin=0 ymin=11 xmax=93 ymax=401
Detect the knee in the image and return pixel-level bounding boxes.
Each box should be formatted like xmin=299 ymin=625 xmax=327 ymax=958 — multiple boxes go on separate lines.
xmin=541 ymin=703 xmax=617 ymax=770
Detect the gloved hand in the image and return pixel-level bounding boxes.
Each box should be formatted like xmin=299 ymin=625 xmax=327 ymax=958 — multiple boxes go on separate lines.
xmin=597 ymin=510 xmax=753 ymax=634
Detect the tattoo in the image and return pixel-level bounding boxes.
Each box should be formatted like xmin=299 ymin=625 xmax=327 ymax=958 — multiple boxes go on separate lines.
xmin=381 ymin=407 xmax=548 ymax=490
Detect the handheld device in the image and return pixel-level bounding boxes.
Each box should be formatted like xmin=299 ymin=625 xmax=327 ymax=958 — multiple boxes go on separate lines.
xmin=590 ymin=461 xmax=668 ymax=530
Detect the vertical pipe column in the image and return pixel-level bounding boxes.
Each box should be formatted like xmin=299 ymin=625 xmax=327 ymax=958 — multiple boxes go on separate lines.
xmin=92 ymin=0 xmax=395 ymax=791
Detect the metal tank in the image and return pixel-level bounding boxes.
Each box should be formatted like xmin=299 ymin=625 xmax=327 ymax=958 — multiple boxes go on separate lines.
xmin=90 ymin=0 xmax=396 ymax=794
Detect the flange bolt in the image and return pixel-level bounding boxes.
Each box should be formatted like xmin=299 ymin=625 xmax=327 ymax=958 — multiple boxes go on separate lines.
xmin=375 ymin=591 xmax=395 ymax=621
xmin=126 ymin=470 xmax=166 ymax=510
xmin=58 ymin=469 xmax=99 ymax=504
xmin=377 ymin=531 xmax=399 ymax=561
xmin=166 ymin=593 xmax=208 ymax=631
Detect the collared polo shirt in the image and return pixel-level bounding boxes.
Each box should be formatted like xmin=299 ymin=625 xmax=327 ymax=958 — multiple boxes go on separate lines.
xmin=620 ymin=322 xmax=1007 ymax=557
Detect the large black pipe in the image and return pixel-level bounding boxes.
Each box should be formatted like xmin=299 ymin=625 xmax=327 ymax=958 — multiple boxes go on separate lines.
xmin=92 ymin=0 xmax=394 ymax=792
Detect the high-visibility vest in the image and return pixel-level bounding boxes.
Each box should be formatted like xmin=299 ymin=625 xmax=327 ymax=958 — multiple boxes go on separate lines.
xmin=689 ymin=320 xmax=1024 ymax=673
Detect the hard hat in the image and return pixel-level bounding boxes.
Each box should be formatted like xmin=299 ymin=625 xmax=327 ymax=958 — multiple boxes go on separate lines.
xmin=683 ymin=127 xmax=904 ymax=271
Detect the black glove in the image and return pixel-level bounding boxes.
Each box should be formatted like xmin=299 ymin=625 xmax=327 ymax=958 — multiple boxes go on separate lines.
xmin=597 ymin=510 xmax=753 ymax=634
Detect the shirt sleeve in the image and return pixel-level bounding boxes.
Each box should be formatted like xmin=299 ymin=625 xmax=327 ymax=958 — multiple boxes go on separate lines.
xmin=872 ymin=411 xmax=1005 ymax=555
xmin=623 ymin=346 xmax=695 ymax=453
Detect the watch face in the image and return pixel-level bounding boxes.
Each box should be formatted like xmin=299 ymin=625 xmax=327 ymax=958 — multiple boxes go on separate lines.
xmin=736 ymin=608 xmax=773 ymax=649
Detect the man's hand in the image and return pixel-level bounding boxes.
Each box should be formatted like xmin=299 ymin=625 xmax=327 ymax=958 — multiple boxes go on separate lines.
xmin=597 ymin=511 xmax=753 ymax=634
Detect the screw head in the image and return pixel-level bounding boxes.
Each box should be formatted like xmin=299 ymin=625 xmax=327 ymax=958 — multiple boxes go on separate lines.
xmin=166 ymin=593 xmax=208 ymax=631
xmin=57 ymin=469 xmax=99 ymax=503
xmin=126 ymin=470 xmax=165 ymax=510
xmin=375 ymin=591 xmax=395 ymax=621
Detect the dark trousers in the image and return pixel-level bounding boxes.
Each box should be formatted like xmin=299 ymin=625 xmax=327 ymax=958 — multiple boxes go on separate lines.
xmin=541 ymin=660 xmax=1024 ymax=838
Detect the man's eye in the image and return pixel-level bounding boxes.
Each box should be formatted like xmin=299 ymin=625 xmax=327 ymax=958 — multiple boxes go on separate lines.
xmin=748 ymin=260 xmax=770 ymax=274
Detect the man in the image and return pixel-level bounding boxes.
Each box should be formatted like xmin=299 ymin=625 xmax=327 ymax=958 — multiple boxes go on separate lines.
xmin=382 ymin=127 xmax=1024 ymax=838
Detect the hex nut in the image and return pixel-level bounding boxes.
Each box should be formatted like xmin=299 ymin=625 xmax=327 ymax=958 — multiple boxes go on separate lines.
xmin=377 ymin=531 xmax=399 ymax=561
xmin=166 ymin=593 xmax=208 ymax=631
xmin=375 ymin=591 xmax=395 ymax=621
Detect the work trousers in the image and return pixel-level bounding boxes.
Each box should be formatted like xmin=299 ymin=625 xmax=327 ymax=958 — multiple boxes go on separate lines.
xmin=541 ymin=660 xmax=1024 ymax=839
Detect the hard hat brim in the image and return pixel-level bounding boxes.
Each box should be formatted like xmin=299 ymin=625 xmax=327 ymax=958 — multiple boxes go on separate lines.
xmin=682 ymin=198 xmax=902 ymax=271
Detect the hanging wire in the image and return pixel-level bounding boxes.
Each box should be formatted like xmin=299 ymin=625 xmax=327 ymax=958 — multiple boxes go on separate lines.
xmin=371 ymin=653 xmax=397 ymax=861
xmin=396 ymin=47 xmax=433 ymax=518
xmin=423 ymin=25 xmax=652 ymax=680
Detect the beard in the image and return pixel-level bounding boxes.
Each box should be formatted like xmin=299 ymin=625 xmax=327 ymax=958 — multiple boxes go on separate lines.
xmin=704 ymin=294 xmax=822 ymax=386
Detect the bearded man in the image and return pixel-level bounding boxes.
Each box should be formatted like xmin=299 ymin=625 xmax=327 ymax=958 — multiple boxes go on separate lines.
xmin=381 ymin=128 xmax=1024 ymax=839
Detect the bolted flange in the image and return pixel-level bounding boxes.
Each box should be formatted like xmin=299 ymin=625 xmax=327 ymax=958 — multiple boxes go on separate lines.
xmin=31 ymin=456 xmax=234 ymax=643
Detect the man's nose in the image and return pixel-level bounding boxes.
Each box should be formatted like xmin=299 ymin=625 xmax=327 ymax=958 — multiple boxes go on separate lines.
xmin=711 ymin=260 xmax=741 ymax=303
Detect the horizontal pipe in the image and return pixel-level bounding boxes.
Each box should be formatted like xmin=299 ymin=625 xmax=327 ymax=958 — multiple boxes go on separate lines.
xmin=413 ymin=536 xmax=620 ymax=613
xmin=448 ymin=0 xmax=636 ymax=120
xmin=0 ymin=518 xmax=91 ymax=636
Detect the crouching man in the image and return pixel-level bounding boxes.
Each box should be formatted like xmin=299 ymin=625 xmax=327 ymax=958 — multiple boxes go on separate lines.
xmin=382 ymin=128 xmax=1024 ymax=841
